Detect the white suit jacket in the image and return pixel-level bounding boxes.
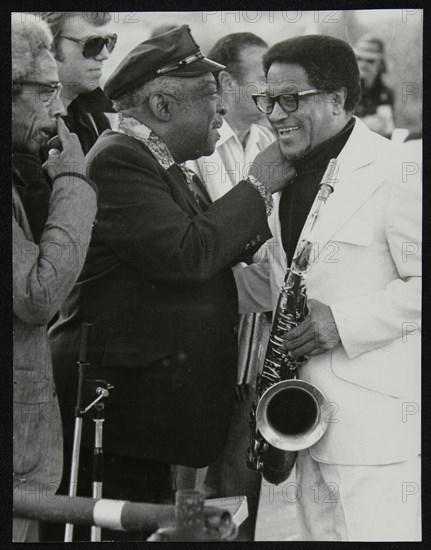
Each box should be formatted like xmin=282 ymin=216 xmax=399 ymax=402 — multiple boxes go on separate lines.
xmin=235 ymin=118 xmax=422 ymax=465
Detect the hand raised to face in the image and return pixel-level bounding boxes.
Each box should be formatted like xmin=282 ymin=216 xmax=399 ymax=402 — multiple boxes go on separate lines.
xmin=42 ymin=118 xmax=85 ymax=180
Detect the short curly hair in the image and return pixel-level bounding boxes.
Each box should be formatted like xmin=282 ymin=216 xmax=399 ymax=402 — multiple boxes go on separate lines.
xmin=263 ymin=35 xmax=360 ymax=113
xmin=12 ymin=17 xmax=53 ymax=83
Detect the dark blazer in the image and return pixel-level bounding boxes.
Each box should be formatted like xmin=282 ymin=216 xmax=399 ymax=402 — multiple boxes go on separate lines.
xmin=49 ymin=130 xmax=272 ymax=467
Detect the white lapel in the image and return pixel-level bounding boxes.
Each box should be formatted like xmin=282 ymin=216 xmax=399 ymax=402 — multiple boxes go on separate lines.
xmin=310 ymin=118 xmax=388 ymax=260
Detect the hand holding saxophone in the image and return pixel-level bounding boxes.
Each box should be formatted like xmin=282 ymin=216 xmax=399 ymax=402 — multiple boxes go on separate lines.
xmin=283 ymin=298 xmax=340 ymax=358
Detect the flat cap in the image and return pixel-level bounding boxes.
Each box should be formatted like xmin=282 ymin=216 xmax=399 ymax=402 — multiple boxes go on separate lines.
xmin=105 ymin=25 xmax=226 ymax=100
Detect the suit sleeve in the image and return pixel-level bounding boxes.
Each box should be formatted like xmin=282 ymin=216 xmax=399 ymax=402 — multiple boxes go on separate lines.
xmin=330 ymin=158 xmax=422 ymax=359
xmin=233 ymin=246 xmax=273 ymax=313
xmin=13 ymin=178 xmax=97 ymax=325
xmin=87 ymin=142 xmax=272 ymax=282
xmin=233 ymin=198 xmax=282 ymax=314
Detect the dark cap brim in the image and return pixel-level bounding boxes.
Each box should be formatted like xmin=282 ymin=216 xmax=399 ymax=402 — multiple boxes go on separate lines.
xmin=160 ymin=57 xmax=225 ymax=77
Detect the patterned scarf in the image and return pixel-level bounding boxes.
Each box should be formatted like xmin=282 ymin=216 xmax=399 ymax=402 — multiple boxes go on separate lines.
xmin=114 ymin=113 xmax=200 ymax=202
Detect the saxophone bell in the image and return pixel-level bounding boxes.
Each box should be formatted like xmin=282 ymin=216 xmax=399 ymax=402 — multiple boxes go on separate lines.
xmin=257 ymin=379 xmax=327 ymax=450
xmin=255 ymin=380 xmax=328 ymax=484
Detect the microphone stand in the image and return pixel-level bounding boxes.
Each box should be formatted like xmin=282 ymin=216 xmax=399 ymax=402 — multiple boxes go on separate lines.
xmin=64 ymin=323 xmax=91 ymax=542
xmin=90 ymin=402 xmax=104 ymax=542
xmin=64 ymin=322 xmax=113 ymax=542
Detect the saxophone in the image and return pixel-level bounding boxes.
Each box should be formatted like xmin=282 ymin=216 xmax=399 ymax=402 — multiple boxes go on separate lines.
xmin=246 ymin=158 xmax=338 ymax=485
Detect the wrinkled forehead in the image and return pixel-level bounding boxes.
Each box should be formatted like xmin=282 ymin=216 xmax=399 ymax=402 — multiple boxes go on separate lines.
xmin=265 ymin=62 xmax=312 ymax=95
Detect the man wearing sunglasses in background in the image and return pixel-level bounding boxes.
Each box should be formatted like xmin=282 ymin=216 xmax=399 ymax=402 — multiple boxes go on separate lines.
xmin=13 ymin=12 xmax=115 ymax=244
xmin=235 ymin=35 xmax=421 ymax=541
xmin=40 ymin=11 xmax=116 ymax=153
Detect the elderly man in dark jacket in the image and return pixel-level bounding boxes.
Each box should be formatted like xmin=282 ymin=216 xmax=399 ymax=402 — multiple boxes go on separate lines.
xmin=48 ymin=25 xmax=293 ymax=541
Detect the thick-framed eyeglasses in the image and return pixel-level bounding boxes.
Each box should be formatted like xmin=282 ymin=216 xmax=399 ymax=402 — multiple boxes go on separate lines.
xmin=16 ymin=81 xmax=63 ymax=105
xmin=252 ymin=89 xmax=324 ymax=115
xmin=59 ymin=33 xmax=117 ymax=58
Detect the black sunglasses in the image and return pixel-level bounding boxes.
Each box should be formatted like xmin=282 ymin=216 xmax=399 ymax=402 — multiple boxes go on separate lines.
xmin=252 ymin=89 xmax=324 ymax=115
xmin=60 ymin=33 xmax=117 ymax=58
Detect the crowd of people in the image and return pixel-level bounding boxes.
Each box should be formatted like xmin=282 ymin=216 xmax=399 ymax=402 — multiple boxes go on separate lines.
xmin=12 ymin=12 xmax=421 ymax=542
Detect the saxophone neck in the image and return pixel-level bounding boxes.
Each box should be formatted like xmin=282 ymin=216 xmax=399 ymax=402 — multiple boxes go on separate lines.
xmin=291 ymin=240 xmax=312 ymax=275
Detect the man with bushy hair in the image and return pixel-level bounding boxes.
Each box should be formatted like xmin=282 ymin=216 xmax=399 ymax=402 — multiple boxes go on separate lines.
xmin=12 ymin=16 xmax=97 ymax=541
xmin=13 ymin=12 xmax=115 ymax=244
xmin=236 ymin=34 xmax=421 ymax=541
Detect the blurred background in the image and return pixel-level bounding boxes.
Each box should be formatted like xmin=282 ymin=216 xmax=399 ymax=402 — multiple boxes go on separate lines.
xmin=98 ymin=9 xmax=422 ymax=135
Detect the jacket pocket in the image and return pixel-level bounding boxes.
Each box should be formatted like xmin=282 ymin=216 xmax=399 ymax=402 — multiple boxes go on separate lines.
xmin=13 ymin=372 xmax=56 ymax=476
xmin=330 ymin=344 xmax=408 ymax=398
xmin=14 ymin=404 xmax=44 ymax=476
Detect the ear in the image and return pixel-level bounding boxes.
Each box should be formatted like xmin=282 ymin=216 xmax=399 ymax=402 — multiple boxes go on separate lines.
xmin=148 ymin=93 xmax=171 ymax=122
xmin=331 ymin=87 xmax=348 ymax=114
xmin=218 ymin=70 xmax=236 ymax=94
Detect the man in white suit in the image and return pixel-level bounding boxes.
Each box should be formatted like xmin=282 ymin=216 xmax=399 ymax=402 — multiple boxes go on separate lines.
xmin=235 ymin=35 xmax=421 ymax=541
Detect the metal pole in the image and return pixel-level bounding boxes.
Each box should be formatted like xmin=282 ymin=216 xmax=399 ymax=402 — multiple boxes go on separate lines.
xmin=90 ymin=403 xmax=104 ymax=541
xmin=64 ymin=322 xmax=91 ymax=542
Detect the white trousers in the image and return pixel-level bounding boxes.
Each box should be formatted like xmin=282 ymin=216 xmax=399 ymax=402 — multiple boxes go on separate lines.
xmin=295 ymin=451 xmax=421 ymax=541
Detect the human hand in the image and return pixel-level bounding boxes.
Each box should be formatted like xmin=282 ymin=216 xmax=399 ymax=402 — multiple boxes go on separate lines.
xmin=283 ymin=299 xmax=340 ymax=358
xmin=248 ymin=141 xmax=296 ymax=194
xmin=42 ymin=117 xmax=85 ymax=179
